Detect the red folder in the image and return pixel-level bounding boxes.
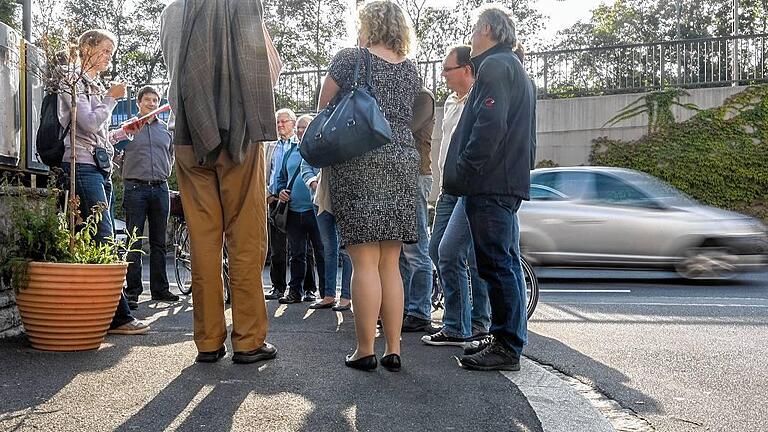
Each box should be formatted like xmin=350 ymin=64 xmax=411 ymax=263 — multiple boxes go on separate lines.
xmin=121 ymin=104 xmax=172 ymax=132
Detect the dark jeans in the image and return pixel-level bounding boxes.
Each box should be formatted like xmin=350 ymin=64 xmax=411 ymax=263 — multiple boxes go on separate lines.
xmin=464 ymin=195 xmax=526 ymax=357
xmin=286 ymin=209 xmax=325 ymax=297
xmin=268 ymin=201 xmax=316 ymax=294
xmin=123 ymin=180 xmax=171 ymax=299
xmin=62 ymin=163 xmax=134 ymax=328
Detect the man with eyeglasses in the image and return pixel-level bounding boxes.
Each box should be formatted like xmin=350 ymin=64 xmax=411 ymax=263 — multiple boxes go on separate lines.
xmin=422 ymin=45 xmax=492 ymax=348
xmin=443 ymin=5 xmax=536 ymax=371
xmin=265 ymin=109 xmax=318 ymax=303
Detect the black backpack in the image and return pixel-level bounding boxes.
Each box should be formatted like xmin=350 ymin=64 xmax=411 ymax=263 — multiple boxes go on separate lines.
xmin=36 ymin=92 xmax=70 ymax=167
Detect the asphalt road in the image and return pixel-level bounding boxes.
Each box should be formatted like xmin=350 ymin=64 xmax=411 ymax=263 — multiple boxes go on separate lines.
xmin=0 ymin=263 xmax=543 ymax=432
xmin=525 ymin=268 xmax=768 ymax=432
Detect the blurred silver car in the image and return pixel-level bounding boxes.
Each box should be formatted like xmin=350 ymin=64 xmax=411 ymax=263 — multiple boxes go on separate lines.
xmin=519 ymin=167 xmax=768 ymax=279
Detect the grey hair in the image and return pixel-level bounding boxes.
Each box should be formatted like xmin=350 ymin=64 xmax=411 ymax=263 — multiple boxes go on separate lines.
xmin=474 ymin=4 xmax=517 ymax=47
xmin=296 ymin=114 xmax=314 ymax=124
xmin=275 ymin=108 xmax=297 ymax=121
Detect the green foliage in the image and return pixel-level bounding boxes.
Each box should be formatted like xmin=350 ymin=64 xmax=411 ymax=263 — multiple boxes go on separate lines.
xmin=111 ymin=169 xmax=125 ymax=220
xmin=1 ymin=175 xmax=143 ymax=292
xmin=263 ymin=0 xmax=348 ymax=70
xmin=393 ymin=0 xmax=547 ymax=61
xmin=552 ymin=0 xmax=768 ymax=49
xmin=535 ymin=159 xmax=559 ymax=169
xmin=604 ymin=88 xmax=699 ymax=134
xmin=591 ymin=85 xmax=768 ymax=222
xmin=70 ymin=203 xmax=142 ymax=264
xmin=1 ymin=181 xmax=70 ymax=265
xmin=0 ymin=0 xmax=18 ymax=30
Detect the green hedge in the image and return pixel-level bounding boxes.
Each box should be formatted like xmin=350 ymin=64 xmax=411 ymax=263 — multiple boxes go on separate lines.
xmin=590 ymin=85 xmax=768 ymax=222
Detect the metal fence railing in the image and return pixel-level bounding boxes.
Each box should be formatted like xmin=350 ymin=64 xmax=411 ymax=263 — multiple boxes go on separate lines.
xmin=111 ymin=34 xmax=768 ymax=123
xmin=274 ymin=34 xmax=768 ymax=110
xmin=526 ymin=33 xmax=768 ymax=98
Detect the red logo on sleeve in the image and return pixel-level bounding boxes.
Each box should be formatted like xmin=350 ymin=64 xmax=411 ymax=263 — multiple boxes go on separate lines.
xmin=484 ymin=97 xmax=495 ymax=108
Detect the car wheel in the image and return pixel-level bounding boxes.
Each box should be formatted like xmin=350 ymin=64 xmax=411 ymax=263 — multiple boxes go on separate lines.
xmin=675 ymin=247 xmax=738 ymax=280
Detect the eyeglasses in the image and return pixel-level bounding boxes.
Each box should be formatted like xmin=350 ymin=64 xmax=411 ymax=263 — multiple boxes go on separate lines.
xmin=442 ymin=64 xmax=468 ymax=73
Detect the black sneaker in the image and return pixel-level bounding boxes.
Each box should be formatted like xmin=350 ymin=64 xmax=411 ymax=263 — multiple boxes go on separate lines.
xmin=278 ymin=292 xmax=302 ymax=304
xmin=402 ymin=315 xmax=431 ymax=333
xmin=459 ymin=340 xmax=520 ymax=371
xmin=265 ymin=289 xmax=285 ymax=300
xmin=421 ymin=329 xmax=470 ymax=347
xmin=151 ymin=292 xmax=180 ymax=301
xmin=302 ymin=291 xmax=317 ymax=302
xmin=424 ymin=325 xmax=443 ymax=335
xmin=463 ymin=334 xmax=494 ymax=356
xmin=127 ymin=300 xmax=139 ymax=310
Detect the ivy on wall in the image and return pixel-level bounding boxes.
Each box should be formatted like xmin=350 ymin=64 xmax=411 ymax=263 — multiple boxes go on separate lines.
xmin=590 ymin=85 xmax=768 ymax=222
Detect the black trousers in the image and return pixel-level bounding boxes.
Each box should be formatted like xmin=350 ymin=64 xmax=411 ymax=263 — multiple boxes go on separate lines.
xmin=268 ymin=201 xmax=316 ymax=294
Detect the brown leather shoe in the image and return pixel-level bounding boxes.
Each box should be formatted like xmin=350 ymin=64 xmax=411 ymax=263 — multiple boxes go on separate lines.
xmin=232 ymin=343 xmax=278 ymax=364
xmin=196 ymin=346 xmax=226 ymax=363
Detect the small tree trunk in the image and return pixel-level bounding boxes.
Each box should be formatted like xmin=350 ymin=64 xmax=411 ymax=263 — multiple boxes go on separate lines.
xmin=68 ymin=81 xmax=77 ymax=254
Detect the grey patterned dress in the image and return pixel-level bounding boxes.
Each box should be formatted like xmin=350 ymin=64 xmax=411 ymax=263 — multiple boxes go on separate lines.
xmin=327 ymin=48 xmax=421 ymax=246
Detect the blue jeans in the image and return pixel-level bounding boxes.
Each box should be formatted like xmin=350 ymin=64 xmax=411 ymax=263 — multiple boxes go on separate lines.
xmin=316 ymin=210 xmax=352 ymax=300
xmin=401 ymin=174 xmax=433 ymax=321
xmin=123 ymin=180 xmax=171 ymax=300
xmin=62 ymin=163 xmax=134 ymax=328
xmin=429 ymin=193 xmax=490 ymax=338
xmin=464 ymin=195 xmax=526 ymax=356
xmin=286 ymin=209 xmax=325 ymax=297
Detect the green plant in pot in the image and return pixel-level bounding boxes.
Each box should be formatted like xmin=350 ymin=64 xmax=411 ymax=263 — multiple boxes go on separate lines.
xmin=1 ymin=175 xmax=141 ymax=351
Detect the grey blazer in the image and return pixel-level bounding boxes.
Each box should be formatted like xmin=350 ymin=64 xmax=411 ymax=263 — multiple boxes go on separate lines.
xmin=168 ymin=0 xmax=277 ymax=165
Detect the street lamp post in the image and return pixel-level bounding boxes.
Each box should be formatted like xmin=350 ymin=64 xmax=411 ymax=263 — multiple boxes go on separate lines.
xmin=14 ymin=0 xmax=32 ymax=41
xmin=733 ymin=0 xmax=740 ymax=84
xmin=675 ymin=0 xmax=682 ymax=84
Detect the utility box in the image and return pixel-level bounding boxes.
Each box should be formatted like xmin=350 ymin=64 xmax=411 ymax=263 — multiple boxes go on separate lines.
xmin=23 ymin=41 xmax=47 ymax=172
xmin=0 ymin=22 xmax=21 ymax=167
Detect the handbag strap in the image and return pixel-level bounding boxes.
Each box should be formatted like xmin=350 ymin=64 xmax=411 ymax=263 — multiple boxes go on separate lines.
xmin=280 ymin=144 xmax=302 ymax=191
xmin=352 ymin=47 xmax=363 ymax=87
xmin=286 ymin=164 xmax=301 ymax=190
xmin=352 ymin=47 xmax=374 ymax=89
xmin=363 ymin=48 xmax=373 ymax=88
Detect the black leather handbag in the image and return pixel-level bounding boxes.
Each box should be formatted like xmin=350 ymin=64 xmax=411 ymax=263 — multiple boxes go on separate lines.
xmin=268 ymin=154 xmax=301 ymax=234
xmin=300 ymin=48 xmax=392 ymax=168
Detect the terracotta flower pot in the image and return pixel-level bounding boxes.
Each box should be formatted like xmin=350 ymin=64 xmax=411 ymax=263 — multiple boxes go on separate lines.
xmin=15 ymin=262 xmax=128 ymax=351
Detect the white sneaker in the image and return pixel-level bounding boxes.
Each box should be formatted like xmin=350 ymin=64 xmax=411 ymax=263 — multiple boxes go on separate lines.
xmin=107 ymin=319 xmax=150 ymax=335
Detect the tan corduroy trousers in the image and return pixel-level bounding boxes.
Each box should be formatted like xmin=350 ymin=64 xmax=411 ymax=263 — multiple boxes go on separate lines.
xmin=175 ymin=144 xmax=269 ymax=353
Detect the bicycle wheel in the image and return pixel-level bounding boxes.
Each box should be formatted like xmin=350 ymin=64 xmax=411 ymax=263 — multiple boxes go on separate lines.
xmin=522 ymin=257 xmax=539 ymax=319
xmin=222 ymin=244 xmax=231 ymax=305
xmin=431 ymin=269 xmax=444 ymax=311
xmin=174 ymin=222 xmax=193 ymax=295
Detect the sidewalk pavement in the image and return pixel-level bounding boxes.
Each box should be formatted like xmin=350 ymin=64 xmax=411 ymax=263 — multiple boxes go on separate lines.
xmin=0 ymin=265 xmax=613 ymax=432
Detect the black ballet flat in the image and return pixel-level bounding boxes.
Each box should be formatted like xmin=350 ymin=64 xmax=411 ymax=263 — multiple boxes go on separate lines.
xmin=380 ymin=353 xmax=401 ymax=372
xmin=344 ymin=354 xmax=377 ymax=371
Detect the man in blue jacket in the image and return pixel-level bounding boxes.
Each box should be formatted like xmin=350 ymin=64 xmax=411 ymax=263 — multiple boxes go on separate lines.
xmin=442 ymin=5 xmax=536 ymax=371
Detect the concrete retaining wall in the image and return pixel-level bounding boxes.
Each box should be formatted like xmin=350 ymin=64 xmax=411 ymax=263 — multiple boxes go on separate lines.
xmin=428 ymin=85 xmax=749 ymax=200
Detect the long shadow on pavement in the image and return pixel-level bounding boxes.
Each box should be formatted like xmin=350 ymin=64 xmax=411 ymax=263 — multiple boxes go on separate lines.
xmin=114 ymin=300 xmax=543 ymax=431
xmin=0 ymin=299 xmax=191 ymax=430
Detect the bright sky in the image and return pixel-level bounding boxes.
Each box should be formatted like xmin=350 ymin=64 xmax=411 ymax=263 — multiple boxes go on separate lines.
xmin=534 ymin=0 xmax=609 ymax=40
xmin=343 ymin=0 xmax=611 ymax=47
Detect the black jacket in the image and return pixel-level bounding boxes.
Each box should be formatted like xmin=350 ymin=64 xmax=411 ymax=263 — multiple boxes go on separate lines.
xmin=442 ymin=43 xmax=536 ymax=199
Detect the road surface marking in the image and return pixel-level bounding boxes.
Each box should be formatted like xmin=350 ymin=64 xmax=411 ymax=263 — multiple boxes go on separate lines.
xmin=542 ymin=289 xmax=631 ymax=293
